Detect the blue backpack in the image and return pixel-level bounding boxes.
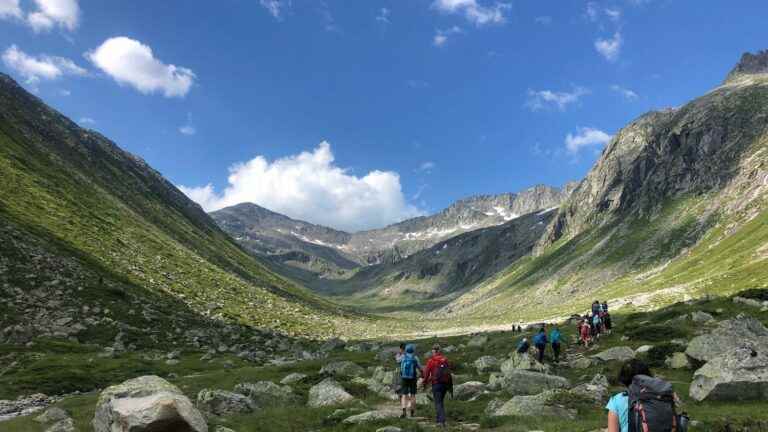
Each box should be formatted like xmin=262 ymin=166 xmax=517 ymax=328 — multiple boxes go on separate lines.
xmin=401 ymin=353 xmax=417 ymax=379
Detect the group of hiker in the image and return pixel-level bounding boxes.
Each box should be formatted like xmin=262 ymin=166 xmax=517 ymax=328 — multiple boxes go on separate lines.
xmin=579 ymin=300 xmax=612 ymax=347
xmin=516 ymin=324 xmax=563 ymax=363
xmin=393 ymin=342 xmax=453 ymax=427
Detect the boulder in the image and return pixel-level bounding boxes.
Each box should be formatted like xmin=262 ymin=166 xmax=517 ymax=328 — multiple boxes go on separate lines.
xmin=570 ymin=374 xmax=609 ymax=405
xmin=635 ymin=345 xmax=654 ymax=354
xmin=691 ymin=311 xmax=714 ymax=323
xmin=34 ymin=407 xmax=69 ymax=424
xmin=92 ymin=375 xmax=207 ymax=432
xmin=214 ymin=427 xmax=236 ymax=432
xmin=592 ymin=346 xmax=635 ymax=363
xmin=734 ymin=296 xmax=763 ymax=308
xmin=44 ymin=418 xmax=75 ymax=432
xmin=490 ymin=391 xmax=576 ymax=419
xmin=686 ymin=315 xmax=768 ymax=362
xmin=665 ymin=352 xmax=691 ymax=369
xmin=375 ymin=346 xmax=401 ymax=362
xmin=467 ymin=334 xmax=489 ymax=347
xmin=690 ymin=346 xmax=768 ymax=401
xmin=569 ymin=357 xmax=593 ymax=369
xmin=376 ymin=427 xmax=403 ymax=432
xmin=453 ymin=381 xmax=487 ymax=401
xmin=307 ymin=378 xmax=356 ymax=408
xmin=196 ymin=389 xmax=254 ymax=416
xmin=489 ymin=370 xmax=570 ymax=395
xmin=342 ymin=409 xmax=401 ymax=424
xmin=320 ymin=361 xmax=366 ymax=378
xmin=280 ymin=373 xmax=307 ymax=385
xmin=474 ymin=356 xmax=500 ymax=373
xmin=234 ymin=381 xmax=299 ymax=407
xmin=320 ymin=337 xmax=346 ymax=352
xmin=501 ymin=352 xmax=549 ymax=374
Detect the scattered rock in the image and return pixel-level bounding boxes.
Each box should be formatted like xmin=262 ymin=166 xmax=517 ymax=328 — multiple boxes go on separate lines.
xmin=307 ymin=378 xmax=356 ymax=408
xmin=686 ymin=315 xmax=768 ymax=362
xmin=375 ymin=346 xmax=401 ymax=362
xmin=691 ymin=311 xmax=714 ymax=323
xmin=733 ymin=296 xmax=763 ymax=308
xmin=92 ymin=375 xmax=207 ymax=432
xmin=234 ymin=381 xmax=299 ymax=407
xmin=34 ymin=407 xmax=69 ymax=424
xmin=320 ymin=361 xmax=366 ymax=378
xmin=635 ymin=345 xmax=654 ymax=354
xmin=342 ymin=409 xmax=401 ymax=424
xmin=489 ymin=370 xmax=570 ymax=395
xmin=690 ymin=346 xmax=768 ymax=401
xmin=592 ymin=346 xmax=635 ymax=363
xmin=569 ymin=357 xmax=593 ymax=369
xmin=467 ymin=334 xmax=489 ymax=347
xmin=453 ymin=381 xmax=487 ymax=401
xmin=196 ymin=389 xmax=255 ymax=416
xmin=280 ymin=373 xmax=307 ymax=385
xmin=320 ymin=338 xmax=346 ymax=352
xmin=490 ymin=391 xmax=576 ymax=419
xmin=44 ymin=418 xmax=75 ymax=432
xmin=501 ymin=352 xmax=549 ymax=374
xmin=214 ymin=427 xmax=236 ymax=432
xmin=665 ymin=352 xmax=691 ymax=369
xmin=474 ymin=355 xmax=500 ymax=373
xmin=376 ymin=427 xmax=403 ymax=432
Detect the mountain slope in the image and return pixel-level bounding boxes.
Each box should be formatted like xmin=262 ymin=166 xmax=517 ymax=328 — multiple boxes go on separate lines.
xmin=446 ymin=51 xmax=768 ymax=322
xmin=0 ymin=73 xmax=359 ymax=341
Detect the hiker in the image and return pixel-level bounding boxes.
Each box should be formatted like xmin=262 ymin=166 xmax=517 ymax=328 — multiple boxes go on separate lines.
xmin=422 ymin=344 xmax=453 ymax=428
xmin=549 ymin=325 xmax=562 ymax=362
xmin=393 ymin=343 xmax=406 ymax=397
xmin=516 ymin=337 xmax=530 ymax=354
xmin=592 ymin=300 xmax=601 ymax=316
xmin=533 ymin=327 xmax=548 ymax=363
xmin=604 ymin=312 xmax=613 ymax=334
xmin=579 ymin=319 xmax=591 ymax=348
xmin=592 ymin=313 xmax=602 ymax=339
xmin=602 ymin=300 xmax=609 ymax=314
xmin=606 ymin=359 xmax=688 ymax=432
xmin=398 ymin=343 xmax=423 ymax=418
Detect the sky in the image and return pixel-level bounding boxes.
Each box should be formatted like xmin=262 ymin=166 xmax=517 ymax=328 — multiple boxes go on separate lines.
xmin=2 ymin=0 xmax=767 ymax=232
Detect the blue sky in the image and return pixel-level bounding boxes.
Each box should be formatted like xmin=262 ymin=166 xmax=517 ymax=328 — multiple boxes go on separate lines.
xmin=2 ymin=0 xmax=767 ymax=231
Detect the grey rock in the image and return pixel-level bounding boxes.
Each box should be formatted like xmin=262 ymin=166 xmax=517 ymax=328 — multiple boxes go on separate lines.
xmin=592 ymin=346 xmax=635 ymax=363
xmin=635 ymin=345 xmax=654 ymax=354
xmin=196 ymin=389 xmax=254 ymax=416
xmin=44 ymin=418 xmax=75 ymax=432
xmin=691 ymin=311 xmax=714 ymax=323
xmin=490 ymin=370 xmax=570 ymax=395
xmin=92 ymin=375 xmax=207 ymax=432
xmin=376 ymin=427 xmax=403 ymax=432
xmin=320 ymin=338 xmax=346 ymax=352
xmin=320 ymin=360 xmax=366 ymax=378
xmin=569 ymin=357 xmax=594 ymax=369
xmin=467 ymin=334 xmax=489 ymax=347
xmin=474 ymin=355 xmax=500 ymax=373
xmin=490 ymin=391 xmax=576 ymax=419
xmin=501 ymin=352 xmax=549 ymax=374
xmin=214 ymin=427 xmax=236 ymax=432
xmin=280 ymin=373 xmax=307 ymax=385
xmin=686 ymin=315 xmax=768 ymax=362
xmin=690 ymin=346 xmax=768 ymax=401
xmin=343 ymin=409 xmax=401 ymax=424
xmin=453 ymin=381 xmax=487 ymax=401
xmin=234 ymin=381 xmax=299 ymax=407
xmin=665 ymin=352 xmax=691 ymax=369
xmin=307 ymin=378 xmax=355 ymax=408
xmin=34 ymin=407 xmax=69 ymax=424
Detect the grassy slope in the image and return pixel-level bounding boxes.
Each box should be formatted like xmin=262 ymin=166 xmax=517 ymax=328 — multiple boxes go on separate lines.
xmin=4 ymin=291 xmax=767 ymax=431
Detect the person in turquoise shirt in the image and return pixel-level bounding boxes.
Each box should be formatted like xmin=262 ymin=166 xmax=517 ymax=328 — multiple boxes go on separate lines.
xmin=605 ymin=359 xmax=652 ymax=432
xmin=548 ymin=326 xmax=562 ymax=362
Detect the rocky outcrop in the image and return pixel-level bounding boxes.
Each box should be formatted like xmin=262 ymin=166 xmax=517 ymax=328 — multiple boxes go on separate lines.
xmin=725 ymin=50 xmax=768 ymax=83
xmin=489 ymin=370 xmax=570 ymax=395
xmin=686 ymin=315 xmax=768 ymax=362
xmin=196 ymin=389 xmax=254 ymax=416
xmin=320 ymin=361 xmax=366 ymax=378
xmin=233 ymin=381 xmax=299 ymax=407
xmin=453 ymin=381 xmax=488 ymax=401
xmin=92 ymin=375 xmax=207 ymax=432
xmin=592 ymin=346 xmax=635 ymax=363
xmin=474 ymin=355 xmax=500 ymax=373
xmin=501 ymin=352 xmax=550 ymax=374
xmin=690 ymin=346 xmax=768 ymax=401
xmin=307 ymin=378 xmax=355 ymax=408
xmin=489 ymin=391 xmax=576 ymax=419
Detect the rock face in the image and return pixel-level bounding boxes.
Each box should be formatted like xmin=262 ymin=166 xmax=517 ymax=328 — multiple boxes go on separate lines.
xmin=92 ymin=375 xmax=207 ymax=432
xmin=725 ymin=50 xmax=768 ymax=83
xmin=686 ymin=315 xmax=768 ymax=362
xmin=592 ymin=346 xmax=635 ymax=363
xmin=690 ymin=347 xmax=768 ymax=401
xmin=307 ymin=378 xmax=355 ymax=408
xmin=490 ymin=391 xmax=576 ymax=419
xmin=320 ymin=361 xmax=366 ymax=378
xmin=490 ymin=370 xmax=570 ymax=395
xmin=233 ymin=381 xmax=299 ymax=407
xmin=196 ymin=389 xmax=254 ymax=417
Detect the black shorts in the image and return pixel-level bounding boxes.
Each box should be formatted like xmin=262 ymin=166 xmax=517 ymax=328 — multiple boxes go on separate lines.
xmin=400 ymin=378 xmax=418 ymax=395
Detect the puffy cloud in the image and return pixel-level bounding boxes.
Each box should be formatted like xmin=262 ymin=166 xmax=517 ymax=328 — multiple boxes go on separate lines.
xmin=432 ymin=0 xmax=509 ymax=26
xmin=376 ymin=7 xmax=390 ymax=24
xmin=87 ymin=37 xmax=195 ymax=98
xmin=604 ymin=8 xmax=621 ymax=21
xmin=611 ymin=84 xmax=638 ymax=101
xmin=78 ymin=117 xmax=95 ymax=125
xmin=595 ymin=32 xmax=622 ymax=62
xmin=2 ymin=44 xmax=86 ymax=84
xmin=179 ymin=141 xmax=424 ymax=232
xmin=565 ymin=127 xmax=612 ymax=154
xmin=526 ymin=86 xmax=590 ymax=111
xmin=259 ymin=0 xmax=287 ymax=20
xmin=26 ymin=0 xmax=80 ymax=32
xmin=433 ymin=26 xmax=462 ymax=46
xmin=417 ymin=161 xmax=436 ymax=174
xmin=0 ymin=0 xmax=21 ymax=19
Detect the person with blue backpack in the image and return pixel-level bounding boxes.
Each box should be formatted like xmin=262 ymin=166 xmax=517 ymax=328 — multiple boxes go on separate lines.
xmin=549 ymin=325 xmax=562 ymax=363
xmin=398 ymin=343 xmax=423 ymax=418
xmin=533 ymin=327 xmax=548 ymax=363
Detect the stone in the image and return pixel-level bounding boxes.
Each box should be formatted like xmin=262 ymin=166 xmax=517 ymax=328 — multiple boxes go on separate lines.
xmin=689 ymin=346 xmax=768 ymax=401
xmin=342 ymin=409 xmax=401 ymax=424
xmin=92 ymin=375 xmax=207 ymax=432
xmin=489 ymin=370 xmax=570 ymax=395
xmin=320 ymin=337 xmax=346 ymax=352
xmin=734 ymin=296 xmax=763 ymax=308
xmin=307 ymin=378 xmax=355 ymax=408
xmin=453 ymin=381 xmax=487 ymax=401
xmin=280 ymin=373 xmax=307 ymax=385
xmin=501 ymin=352 xmax=549 ymax=374
xmin=467 ymin=334 xmax=489 ymax=347
xmin=214 ymin=427 xmax=236 ymax=432
xmin=490 ymin=391 xmax=576 ymax=419
xmin=592 ymin=346 xmax=635 ymax=363
xmin=484 ymin=398 xmax=505 ymax=416
xmin=635 ymin=345 xmax=654 ymax=354
xmin=233 ymin=381 xmax=299 ymax=407
xmin=375 ymin=346 xmax=401 ymax=362
xmin=569 ymin=357 xmax=593 ymax=369
xmin=686 ymin=315 xmax=768 ymax=362
xmin=691 ymin=311 xmax=714 ymax=323
xmin=44 ymin=418 xmax=75 ymax=432
xmin=196 ymin=389 xmax=254 ymax=416
xmin=320 ymin=361 xmax=366 ymax=378
xmin=34 ymin=407 xmax=69 ymax=424
xmin=376 ymin=427 xmax=403 ymax=432
xmin=474 ymin=355 xmax=500 ymax=373
xmin=665 ymin=352 xmax=691 ymax=369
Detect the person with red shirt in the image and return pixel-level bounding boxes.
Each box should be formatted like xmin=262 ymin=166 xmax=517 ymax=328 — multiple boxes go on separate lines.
xmin=421 ymin=343 xmax=452 ymax=427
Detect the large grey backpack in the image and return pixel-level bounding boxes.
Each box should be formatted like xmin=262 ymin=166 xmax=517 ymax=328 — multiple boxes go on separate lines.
xmin=627 ymin=375 xmax=678 ymax=432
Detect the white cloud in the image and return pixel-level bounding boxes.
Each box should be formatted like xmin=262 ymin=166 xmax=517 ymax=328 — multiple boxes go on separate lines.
xmin=432 ymin=0 xmax=509 ymax=26
xmin=0 ymin=0 xmax=21 ymax=19
xmin=526 ymin=86 xmax=590 ymax=111
xmin=179 ymin=113 xmax=196 ymax=135
xmin=87 ymin=37 xmax=195 ymax=98
xmin=611 ymin=84 xmax=638 ymax=101
xmin=595 ymin=32 xmax=622 ymax=62
xmin=604 ymin=8 xmax=621 ymax=21
xmin=376 ymin=7 xmax=390 ymax=24
xmin=178 ymin=141 xmax=424 ymax=232
xmin=78 ymin=116 xmax=95 ymax=125
xmin=26 ymin=0 xmax=80 ymax=32
xmin=535 ymin=16 xmax=552 ymax=25
xmin=58 ymin=88 xmax=70 ymax=96
xmin=585 ymin=2 xmax=599 ymax=21
xmin=433 ymin=26 xmax=462 ymax=46
xmin=407 ymin=79 xmax=429 ymax=89
xmin=260 ymin=0 xmax=287 ymax=20
xmin=417 ymin=161 xmax=436 ymax=173
xmin=565 ymin=127 xmax=612 ymax=154
xmin=2 ymin=44 xmax=86 ymax=84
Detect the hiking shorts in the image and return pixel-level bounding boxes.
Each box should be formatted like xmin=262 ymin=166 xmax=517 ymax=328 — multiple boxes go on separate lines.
xmin=401 ymin=378 xmax=418 ymax=395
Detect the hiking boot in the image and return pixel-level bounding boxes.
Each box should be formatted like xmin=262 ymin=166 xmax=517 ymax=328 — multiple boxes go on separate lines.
xmin=400 ymin=409 xmax=406 ymax=418
xmin=410 ymin=409 xmax=415 ymax=417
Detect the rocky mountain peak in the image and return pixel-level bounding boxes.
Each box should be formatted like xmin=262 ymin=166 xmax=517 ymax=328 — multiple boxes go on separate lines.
xmin=725 ymin=50 xmax=768 ymax=83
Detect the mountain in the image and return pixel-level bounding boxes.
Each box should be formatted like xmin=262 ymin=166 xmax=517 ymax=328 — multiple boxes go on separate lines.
xmin=445 ymin=50 xmax=768 ymax=322
xmin=212 ymin=184 xmax=575 ymax=279
xmin=0 ymin=72 xmax=357 ymax=345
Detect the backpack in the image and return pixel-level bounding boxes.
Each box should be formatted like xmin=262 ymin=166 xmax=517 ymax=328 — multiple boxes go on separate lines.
xmin=434 ymin=358 xmax=454 ymax=395
xmin=627 ymin=375 xmax=678 ymax=432
xmin=401 ymin=353 xmax=417 ymax=379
